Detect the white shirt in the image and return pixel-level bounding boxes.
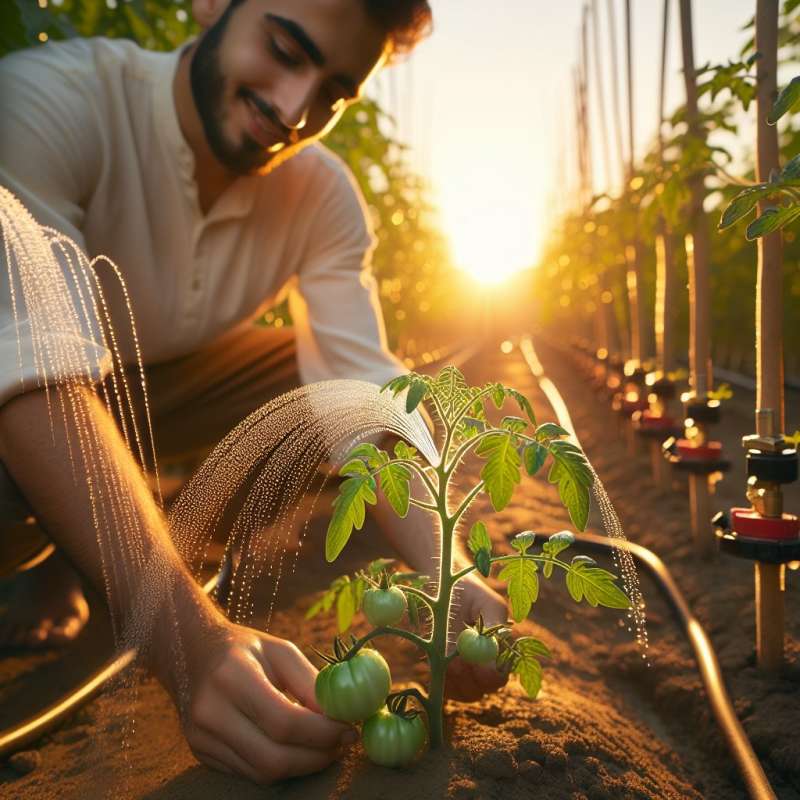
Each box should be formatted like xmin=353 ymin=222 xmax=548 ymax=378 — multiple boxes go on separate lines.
xmin=0 ymin=37 xmax=404 ymax=407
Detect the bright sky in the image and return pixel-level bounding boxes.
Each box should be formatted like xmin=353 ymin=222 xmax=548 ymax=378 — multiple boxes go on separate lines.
xmin=369 ymin=0 xmax=757 ymax=284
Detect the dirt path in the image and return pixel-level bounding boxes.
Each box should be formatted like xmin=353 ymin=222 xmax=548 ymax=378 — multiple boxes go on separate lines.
xmin=1 ymin=333 xmax=798 ymax=798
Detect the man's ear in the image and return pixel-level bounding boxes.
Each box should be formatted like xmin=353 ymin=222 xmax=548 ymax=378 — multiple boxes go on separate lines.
xmin=192 ymin=0 xmax=233 ymax=30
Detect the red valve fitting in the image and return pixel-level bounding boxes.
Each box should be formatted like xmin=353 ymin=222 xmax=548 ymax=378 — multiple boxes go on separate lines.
xmin=677 ymin=439 xmax=723 ymax=462
xmin=730 ymin=507 xmax=800 ymax=542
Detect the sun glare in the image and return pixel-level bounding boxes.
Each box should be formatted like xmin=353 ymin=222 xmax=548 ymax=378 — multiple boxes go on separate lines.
xmin=448 ymin=212 xmax=539 ymax=286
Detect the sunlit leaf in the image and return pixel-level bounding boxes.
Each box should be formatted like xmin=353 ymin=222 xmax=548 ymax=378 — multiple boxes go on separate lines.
xmin=547 ymin=441 xmax=592 ymax=530
xmin=379 ymin=462 xmax=411 ymax=518
xmin=768 ymin=75 xmax=800 ymax=124
xmin=326 ymin=475 xmax=377 ymax=562
xmin=476 ymin=432 xmax=521 ymax=511
xmin=565 ymin=562 xmax=630 ymax=609
xmin=523 ymin=442 xmax=548 ymax=476
xmin=498 ymin=557 xmax=539 ymax=622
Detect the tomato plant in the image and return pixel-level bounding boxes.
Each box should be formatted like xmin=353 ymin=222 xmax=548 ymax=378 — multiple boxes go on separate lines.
xmin=308 ymin=365 xmax=630 ymax=764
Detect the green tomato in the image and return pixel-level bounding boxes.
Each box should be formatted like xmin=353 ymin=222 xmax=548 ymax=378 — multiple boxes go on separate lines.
xmin=362 ymin=706 xmax=427 ymax=767
xmin=363 ymin=586 xmax=407 ymax=627
xmin=456 ymin=628 xmax=499 ymax=665
xmin=315 ymin=649 xmax=391 ymax=723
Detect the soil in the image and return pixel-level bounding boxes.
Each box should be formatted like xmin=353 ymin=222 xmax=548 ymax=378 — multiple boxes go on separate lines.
xmin=1 ymin=330 xmax=799 ymax=799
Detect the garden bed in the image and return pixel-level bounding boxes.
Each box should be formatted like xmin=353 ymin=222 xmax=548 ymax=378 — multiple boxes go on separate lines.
xmin=1 ymin=333 xmax=798 ymax=799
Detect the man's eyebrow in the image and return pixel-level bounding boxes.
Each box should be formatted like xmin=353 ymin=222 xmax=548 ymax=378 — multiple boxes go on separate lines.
xmin=266 ymin=13 xmax=325 ymax=66
xmin=266 ymin=13 xmax=360 ymax=99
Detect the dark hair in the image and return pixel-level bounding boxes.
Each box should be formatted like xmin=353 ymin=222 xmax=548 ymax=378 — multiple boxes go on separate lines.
xmin=226 ymin=0 xmax=432 ymax=59
xmin=364 ymin=0 xmax=433 ymax=60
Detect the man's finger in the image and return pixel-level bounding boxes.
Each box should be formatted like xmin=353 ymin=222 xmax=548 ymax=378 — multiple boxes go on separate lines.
xmin=213 ymin=704 xmax=340 ymax=783
xmin=232 ymin=659 xmax=351 ymax=750
xmin=260 ymin=639 xmax=323 ymax=712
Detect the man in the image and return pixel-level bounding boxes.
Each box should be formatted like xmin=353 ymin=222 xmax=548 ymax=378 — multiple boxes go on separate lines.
xmin=0 ymin=0 xmax=507 ymax=784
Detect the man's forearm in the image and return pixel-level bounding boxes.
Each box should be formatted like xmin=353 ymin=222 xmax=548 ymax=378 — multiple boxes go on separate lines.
xmin=0 ymin=386 xmax=220 ymax=662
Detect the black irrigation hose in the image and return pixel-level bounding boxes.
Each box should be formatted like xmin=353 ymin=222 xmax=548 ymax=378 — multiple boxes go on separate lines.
xmin=518 ymin=335 xmax=776 ymax=800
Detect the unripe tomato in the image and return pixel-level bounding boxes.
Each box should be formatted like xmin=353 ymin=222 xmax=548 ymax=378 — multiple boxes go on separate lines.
xmin=363 ymin=586 xmax=407 ymax=627
xmin=362 ymin=706 xmax=427 ymax=767
xmin=456 ymin=628 xmax=499 ymax=665
xmin=315 ymin=649 xmax=391 ymax=722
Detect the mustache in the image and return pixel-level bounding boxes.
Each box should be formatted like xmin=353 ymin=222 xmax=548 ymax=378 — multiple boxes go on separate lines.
xmin=239 ymin=88 xmax=292 ymax=142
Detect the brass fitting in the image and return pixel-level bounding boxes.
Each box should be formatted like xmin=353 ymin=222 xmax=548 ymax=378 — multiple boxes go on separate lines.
xmin=746 ymin=477 xmax=783 ymax=518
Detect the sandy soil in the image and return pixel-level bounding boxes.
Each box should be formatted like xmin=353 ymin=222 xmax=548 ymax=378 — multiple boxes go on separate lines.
xmin=1 ymin=331 xmax=799 ymax=799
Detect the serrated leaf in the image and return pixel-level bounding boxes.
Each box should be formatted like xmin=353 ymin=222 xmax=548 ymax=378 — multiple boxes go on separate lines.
xmin=745 ymin=205 xmax=800 ymax=239
xmin=535 ymin=422 xmax=569 ymax=441
xmin=544 ymin=531 xmax=575 ymax=557
xmin=381 ymin=374 xmax=410 ymax=395
xmin=405 ymin=378 xmax=429 ymax=413
xmin=490 ymin=382 xmax=506 ymax=409
xmin=768 ymin=75 xmax=800 ymax=124
xmin=547 ymin=440 xmax=592 ymax=530
xmin=523 ymin=442 xmax=548 ymax=476
xmin=325 ymin=475 xmax=377 ymax=562
xmin=514 ymin=636 xmax=551 ymax=660
xmin=434 ymin=365 xmax=470 ymax=413
xmin=347 ymin=442 xmax=386 ymax=469
xmin=339 ymin=458 xmax=370 ymax=477
xmin=565 ymin=563 xmax=630 ymax=609
xmin=476 ymin=432 xmax=521 ymax=511
xmin=379 ymin=462 xmax=411 ymax=517
xmin=506 ymin=387 xmax=536 ymax=425
xmin=501 ymin=415 xmax=528 ymax=434
xmin=394 ymin=440 xmax=418 ymax=461
xmin=512 ymin=639 xmax=546 ymax=698
xmin=498 ymin=558 xmax=539 ymax=622
xmin=467 ymin=521 xmax=492 ymax=555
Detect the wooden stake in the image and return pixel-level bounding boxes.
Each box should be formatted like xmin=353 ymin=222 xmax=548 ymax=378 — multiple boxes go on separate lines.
xmin=754 ymin=0 xmax=785 ymax=673
xmin=755 ymin=561 xmax=784 ymax=673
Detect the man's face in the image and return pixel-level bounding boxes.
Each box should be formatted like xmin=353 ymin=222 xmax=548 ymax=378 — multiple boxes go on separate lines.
xmin=191 ymin=0 xmax=387 ymax=175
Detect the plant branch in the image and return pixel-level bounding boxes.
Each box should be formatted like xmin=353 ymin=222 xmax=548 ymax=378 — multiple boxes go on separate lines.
xmin=409 ymin=497 xmax=439 ymax=513
xmin=397 ymin=584 xmax=437 ymax=608
xmin=349 ymin=625 xmax=431 ymax=656
xmin=390 ymin=686 xmax=431 ymax=712
xmin=451 ymin=480 xmax=485 ymax=524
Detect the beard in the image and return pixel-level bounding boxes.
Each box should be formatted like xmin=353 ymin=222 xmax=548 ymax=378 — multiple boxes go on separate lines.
xmin=190 ymin=6 xmax=279 ymax=175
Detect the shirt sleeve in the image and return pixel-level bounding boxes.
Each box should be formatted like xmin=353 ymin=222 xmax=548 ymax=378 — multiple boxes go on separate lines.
xmin=0 ymin=43 xmax=111 ymax=408
xmin=287 ymin=152 xmax=406 ymax=388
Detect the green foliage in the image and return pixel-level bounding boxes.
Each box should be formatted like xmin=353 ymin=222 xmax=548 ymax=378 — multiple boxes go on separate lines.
xmin=547 ymin=440 xmax=592 ymax=531
xmin=379 ymin=462 xmax=412 ymax=518
xmin=321 ymin=365 xmax=629 ymax=754
xmin=326 ymin=467 xmax=377 ymax=562
xmin=498 ymin=557 xmax=539 ymax=622
xmin=768 ymin=75 xmax=800 ymax=124
xmin=476 ymin=433 xmax=522 ymax=512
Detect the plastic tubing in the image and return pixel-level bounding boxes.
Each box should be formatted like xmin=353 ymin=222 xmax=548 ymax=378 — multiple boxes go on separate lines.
xmin=519 ymin=335 xmax=776 ymax=800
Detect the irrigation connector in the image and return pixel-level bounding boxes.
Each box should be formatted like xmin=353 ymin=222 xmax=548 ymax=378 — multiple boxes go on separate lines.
xmin=662 ymin=392 xmax=730 ymax=477
xmin=713 ymin=408 xmax=799 ymax=672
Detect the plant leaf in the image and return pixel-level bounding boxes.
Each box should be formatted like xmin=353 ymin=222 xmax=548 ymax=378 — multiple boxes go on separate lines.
xmin=543 ymin=531 xmax=575 ymax=558
xmin=475 ymin=548 xmax=491 ymax=577
xmin=506 ymin=387 xmax=537 ymax=425
xmin=467 ymin=521 xmax=492 ymax=555
xmin=565 ymin=563 xmax=630 ymax=609
xmin=547 ymin=440 xmax=592 ymax=530
xmin=347 ymin=442 xmax=385 ymax=469
xmin=381 ymin=374 xmax=410 ymax=396
xmin=501 ymin=415 xmax=528 ymax=434
xmin=405 ymin=377 xmax=429 ymax=413
xmin=325 ymin=475 xmax=377 ymax=562
xmin=523 ymin=441 xmax=548 ymax=476
xmin=498 ymin=557 xmax=539 ymax=622
xmin=719 ymin=183 xmax=774 ymax=230
xmin=535 ymin=422 xmax=569 ymax=441
xmin=512 ymin=638 xmax=547 ymax=698
xmin=394 ymin=440 xmax=418 ymax=461
xmin=339 ymin=459 xmax=370 ymax=477
xmin=490 ymin=382 xmax=506 ymax=409
xmin=379 ymin=462 xmax=411 ymax=518
xmin=745 ymin=205 xmax=800 ymax=239
xmin=476 ymin=432 xmax=522 ymax=511
xmin=783 ymin=154 xmax=800 ymax=180
xmin=768 ymin=74 xmax=800 ymax=124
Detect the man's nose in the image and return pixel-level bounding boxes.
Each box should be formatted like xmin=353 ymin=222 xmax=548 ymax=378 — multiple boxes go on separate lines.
xmin=274 ymin=74 xmax=319 ymax=131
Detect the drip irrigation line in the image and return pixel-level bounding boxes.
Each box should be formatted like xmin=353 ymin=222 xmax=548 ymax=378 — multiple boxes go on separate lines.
xmin=517 ymin=335 xmax=777 ymax=800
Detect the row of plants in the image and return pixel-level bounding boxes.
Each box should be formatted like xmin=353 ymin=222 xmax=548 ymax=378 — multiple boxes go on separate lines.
xmin=1 ymin=0 xmax=460 ymax=351
xmin=535 ymin=0 xmax=800 ymax=375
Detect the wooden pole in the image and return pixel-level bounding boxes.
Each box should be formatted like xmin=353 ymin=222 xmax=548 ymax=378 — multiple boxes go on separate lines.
xmin=590 ymin=0 xmax=611 ymax=193
xmin=623 ymin=0 xmax=647 ymax=364
xmin=678 ymin=0 xmax=715 ymax=556
xmin=606 ymin=0 xmax=626 ymax=189
xmin=754 ymin=0 xmax=784 ymax=673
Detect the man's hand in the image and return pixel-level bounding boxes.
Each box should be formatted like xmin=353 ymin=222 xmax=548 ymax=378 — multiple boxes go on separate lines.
xmin=445 ymin=573 xmax=510 ymax=702
xmin=176 ymin=622 xmax=355 ymax=784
